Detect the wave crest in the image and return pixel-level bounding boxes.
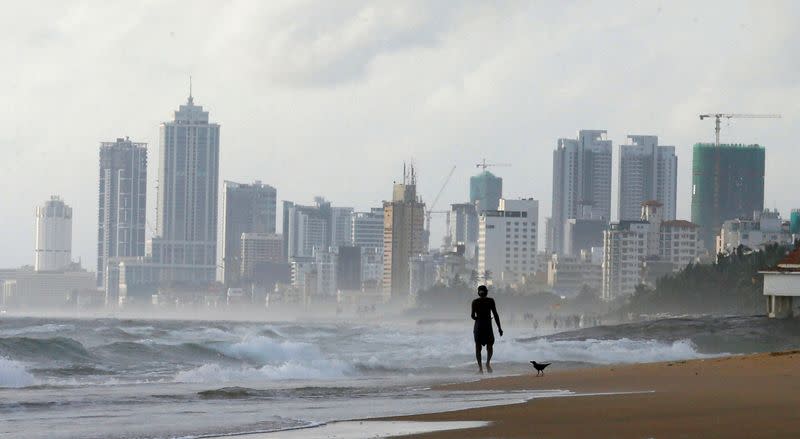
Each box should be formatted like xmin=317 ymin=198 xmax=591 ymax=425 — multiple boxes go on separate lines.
xmin=0 ymin=357 xmax=37 ymax=388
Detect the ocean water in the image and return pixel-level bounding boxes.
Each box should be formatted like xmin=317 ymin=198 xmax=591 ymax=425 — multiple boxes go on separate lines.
xmin=0 ymin=316 xmax=720 ymax=438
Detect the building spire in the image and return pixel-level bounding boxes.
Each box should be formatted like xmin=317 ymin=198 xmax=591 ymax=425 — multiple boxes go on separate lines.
xmin=188 ymin=75 xmax=194 ymax=104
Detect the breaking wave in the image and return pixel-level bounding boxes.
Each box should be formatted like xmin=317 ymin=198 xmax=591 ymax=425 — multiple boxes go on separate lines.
xmin=0 ymin=357 xmax=37 ymax=388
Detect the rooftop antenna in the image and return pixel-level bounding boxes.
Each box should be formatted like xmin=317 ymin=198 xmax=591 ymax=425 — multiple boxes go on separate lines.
xmin=188 ymin=75 xmax=193 ymax=104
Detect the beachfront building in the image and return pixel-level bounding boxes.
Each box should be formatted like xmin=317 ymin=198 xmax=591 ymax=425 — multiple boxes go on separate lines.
xmin=716 ymin=209 xmax=793 ymax=255
xmin=760 ymin=247 xmax=800 ymax=318
xmin=547 ymin=250 xmax=602 ymax=296
xmin=478 ymin=198 xmax=539 ymax=287
xmin=602 ymin=201 xmax=700 ymax=300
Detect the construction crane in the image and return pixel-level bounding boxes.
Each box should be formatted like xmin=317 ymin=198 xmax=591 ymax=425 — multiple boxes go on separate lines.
xmin=698 ymin=113 xmax=781 ymax=146
xmin=476 ymin=158 xmax=511 ymax=171
xmin=425 ymin=166 xmax=456 ymax=233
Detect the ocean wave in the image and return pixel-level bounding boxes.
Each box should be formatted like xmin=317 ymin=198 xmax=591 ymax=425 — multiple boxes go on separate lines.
xmin=0 ymin=336 xmax=94 ymax=363
xmin=0 ymin=357 xmax=37 ymax=388
xmin=514 ymin=338 xmax=717 ymax=364
xmin=174 ymin=359 xmax=352 ymax=383
xmin=212 ymin=336 xmax=325 ymax=365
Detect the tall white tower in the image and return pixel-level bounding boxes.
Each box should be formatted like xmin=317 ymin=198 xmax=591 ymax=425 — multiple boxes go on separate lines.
xmin=35 ymin=196 xmax=73 ymax=271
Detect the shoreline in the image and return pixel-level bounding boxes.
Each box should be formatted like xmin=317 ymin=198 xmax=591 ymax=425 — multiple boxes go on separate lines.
xmin=384 ymin=351 xmax=800 ymax=438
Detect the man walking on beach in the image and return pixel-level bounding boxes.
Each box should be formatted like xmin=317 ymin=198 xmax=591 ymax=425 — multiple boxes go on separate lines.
xmin=471 ymin=285 xmax=503 ymax=373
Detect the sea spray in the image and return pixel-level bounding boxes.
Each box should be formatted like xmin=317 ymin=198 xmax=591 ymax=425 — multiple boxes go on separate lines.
xmin=0 ymin=357 xmax=37 ymax=388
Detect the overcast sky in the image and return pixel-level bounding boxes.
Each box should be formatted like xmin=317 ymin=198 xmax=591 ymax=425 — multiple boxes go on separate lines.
xmin=2 ymin=1 xmax=798 ymax=269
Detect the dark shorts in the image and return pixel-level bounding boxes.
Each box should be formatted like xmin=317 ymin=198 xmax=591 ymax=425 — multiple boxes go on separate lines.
xmin=473 ymin=319 xmax=495 ymax=346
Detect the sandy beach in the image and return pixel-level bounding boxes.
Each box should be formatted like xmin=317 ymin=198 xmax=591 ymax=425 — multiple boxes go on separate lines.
xmin=390 ymin=351 xmax=800 ymax=438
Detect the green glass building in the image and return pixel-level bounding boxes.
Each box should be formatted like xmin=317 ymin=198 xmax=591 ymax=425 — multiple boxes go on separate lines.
xmin=691 ymin=143 xmax=765 ymax=252
xmin=470 ymin=171 xmax=502 ymax=212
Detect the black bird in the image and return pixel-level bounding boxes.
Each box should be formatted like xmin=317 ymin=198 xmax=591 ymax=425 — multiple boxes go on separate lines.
xmin=530 ymin=361 xmax=551 ymax=376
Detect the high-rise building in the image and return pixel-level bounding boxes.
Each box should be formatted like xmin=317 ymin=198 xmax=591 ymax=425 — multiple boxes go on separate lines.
xmin=220 ymin=180 xmax=277 ymax=285
xmin=477 ymin=198 xmax=539 ymax=287
xmin=240 ymin=233 xmax=283 ymax=280
xmin=351 ymin=208 xmax=384 ymax=251
xmin=470 ymin=171 xmax=502 ymax=212
xmin=450 ymin=203 xmax=479 ymax=259
xmin=331 ymin=207 xmax=354 ymax=247
xmin=97 ymin=138 xmax=148 ymax=288
xmin=690 ymin=143 xmax=765 ymax=252
xmin=35 ymin=196 xmax=72 ymax=272
xmin=618 ymin=135 xmax=677 ymax=221
xmin=551 ymin=130 xmax=612 ymax=255
xmin=285 ymin=199 xmax=330 ymax=260
xmin=149 ymin=93 xmax=220 ymax=283
xmin=383 ymin=167 xmax=426 ymax=299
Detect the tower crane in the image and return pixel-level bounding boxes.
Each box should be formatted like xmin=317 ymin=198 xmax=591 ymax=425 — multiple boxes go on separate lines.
xmin=698 ymin=113 xmax=781 ymax=146
xmin=425 ymin=166 xmax=456 ymax=234
xmin=476 ymin=158 xmax=511 ymax=171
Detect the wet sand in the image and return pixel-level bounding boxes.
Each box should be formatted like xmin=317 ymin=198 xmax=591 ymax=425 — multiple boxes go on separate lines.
xmin=391 ymin=351 xmax=800 ymax=438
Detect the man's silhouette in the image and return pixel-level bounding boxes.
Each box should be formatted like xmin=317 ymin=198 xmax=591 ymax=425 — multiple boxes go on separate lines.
xmin=471 ymin=285 xmax=503 ymax=373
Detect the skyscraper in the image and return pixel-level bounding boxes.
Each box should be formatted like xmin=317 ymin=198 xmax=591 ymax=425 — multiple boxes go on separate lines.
xmin=284 ymin=198 xmax=330 ymax=260
xmin=470 ymin=171 xmax=502 ymax=212
xmin=551 ymin=130 xmax=612 ymax=255
xmin=220 ymin=180 xmax=277 ymax=285
xmin=618 ymin=135 xmax=677 ymax=221
xmin=383 ymin=166 xmax=426 ymax=299
xmin=97 ymin=138 xmax=147 ymax=288
xmin=149 ymin=92 xmax=220 ymax=283
xmin=691 ymin=143 xmax=765 ymax=252
xmin=450 ymin=202 xmax=479 ymax=259
xmin=34 ymin=196 xmax=72 ymax=271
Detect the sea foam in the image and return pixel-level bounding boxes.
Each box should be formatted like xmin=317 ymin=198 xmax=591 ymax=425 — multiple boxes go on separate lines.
xmin=0 ymin=357 xmax=37 ymax=388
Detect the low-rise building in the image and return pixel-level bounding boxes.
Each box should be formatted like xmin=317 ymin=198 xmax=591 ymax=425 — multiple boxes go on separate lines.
xmin=760 ymin=247 xmax=800 ymax=318
xmin=602 ymin=201 xmax=700 ymax=300
xmin=716 ymin=209 xmax=793 ymax=255
xmin=547 ymin=250 xmax=602 ymax=296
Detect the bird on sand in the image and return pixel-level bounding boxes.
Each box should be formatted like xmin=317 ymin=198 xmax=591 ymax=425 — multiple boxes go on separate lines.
xmin=530 ymin=361 xmax=551 ymax=376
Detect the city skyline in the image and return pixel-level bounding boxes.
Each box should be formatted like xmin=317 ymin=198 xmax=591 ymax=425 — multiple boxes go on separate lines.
xmin=2 ymin=1 xmax=798 ymax=269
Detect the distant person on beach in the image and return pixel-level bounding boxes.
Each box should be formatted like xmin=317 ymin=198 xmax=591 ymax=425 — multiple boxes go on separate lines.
xmin=471 ymin=285 xmax=503 ymax=373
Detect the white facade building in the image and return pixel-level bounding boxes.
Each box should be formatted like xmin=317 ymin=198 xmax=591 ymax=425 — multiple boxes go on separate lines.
xmin=602 ymin=201 xmax=700 ymax=300
xmin=551 ymin=130 xmax=612 ymax=255
xmin=478 ymin=198 xmax=539 ymax=287
xmin=35 ymin=196 xmax=73 ymax=271
xmin=618 ymin=136 xmax=678 ymax=221
xmin=352 ymin=208 xmax=384 ymax=251
xmin=716 ymin=209 xmax=793 ymax=255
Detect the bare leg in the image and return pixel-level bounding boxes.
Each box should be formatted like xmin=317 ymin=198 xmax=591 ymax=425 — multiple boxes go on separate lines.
xmin=475 ymin=344 xmax=483 ymax=373
xmin=486 ymin=344 xmax=493 ymax=373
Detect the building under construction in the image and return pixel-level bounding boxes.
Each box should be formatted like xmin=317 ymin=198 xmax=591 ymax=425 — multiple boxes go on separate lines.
xmin=690 ymin=143 xmax=765 ymax=252
xmin=383 ymin=166 xmax=426 ymax=300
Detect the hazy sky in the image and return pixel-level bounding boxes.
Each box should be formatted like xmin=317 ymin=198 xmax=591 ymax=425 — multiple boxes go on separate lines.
xmin=2 ymin=1 xmax=798 ymax=269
